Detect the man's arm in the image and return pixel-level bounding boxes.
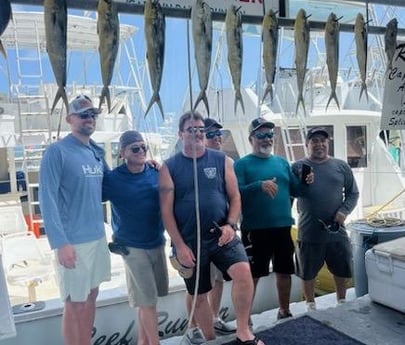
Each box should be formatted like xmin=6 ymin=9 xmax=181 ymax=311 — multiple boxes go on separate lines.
xmin=158 ymin=163 xmax=195 ymax=267
xmin=224 ymin=156 xmax=241 ymax=226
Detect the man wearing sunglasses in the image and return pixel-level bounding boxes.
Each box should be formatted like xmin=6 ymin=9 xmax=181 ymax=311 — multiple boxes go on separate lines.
xmin=39 ymin=95 xmax=111 ymax=345
xmin=234 ymin=117 xmax=300 ymax=322
xmin=102 ymin=130 xmax=168 ymax=345
xmin=159 ymin=111 xmax=263 ymax=345
xmin=184 ymin=117 xmax=236 ymax=342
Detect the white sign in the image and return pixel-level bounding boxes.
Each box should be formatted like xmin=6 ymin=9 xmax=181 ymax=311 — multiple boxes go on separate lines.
xmin=381 ymin=42 xmax=405 ymax=130
xmin=119 ymin=0 xmax=281 ymax=17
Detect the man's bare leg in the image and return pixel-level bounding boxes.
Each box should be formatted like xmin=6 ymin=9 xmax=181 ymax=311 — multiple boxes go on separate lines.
xmin=208 ymin=280 xmax=223 ymax=318
xmin=192 ymin=293 xmax=215 ymax=340
xmin=138 ymin=306 xmax=160 ymax=345
xmin=276 ymin=273 xmax=292 ymax=315
xmin=333 ymin=275 xmax=348 ymax=301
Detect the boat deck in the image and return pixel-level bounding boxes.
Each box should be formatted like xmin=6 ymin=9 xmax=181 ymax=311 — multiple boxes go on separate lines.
xmin=161 ymin=289 xmax=405 ymax=345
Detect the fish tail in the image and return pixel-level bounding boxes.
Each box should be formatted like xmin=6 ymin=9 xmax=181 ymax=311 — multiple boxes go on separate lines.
xmin=359 ymin=82 xmax=368 ymax=102
xmin=325 ymin=91 xmax=340 ymax=111
xmin=51 ymin=87 xmax=69 ymax=114
xmin=296 ymin=94 xmax=306 ymax=115
xmin=0 ymin=40 xmax=7 ymax=59
xmin=193 ymin=90 xmax=210 ymax=116
xmin=261 ymin=84 xmax=273 ymax=104
xmin=99 ymin=86 xmax=111 ymax=113
xmin=234 ymin=89 xmax=245 ymax=114
xmin=145 ymin=92 xmax=164 ymax=119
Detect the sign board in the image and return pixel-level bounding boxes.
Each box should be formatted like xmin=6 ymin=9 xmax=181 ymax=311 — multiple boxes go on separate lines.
xmin=381 ymin=42 xmax=405 ymax=130
xmin=118 ymin=0 xmax=283 ymax=17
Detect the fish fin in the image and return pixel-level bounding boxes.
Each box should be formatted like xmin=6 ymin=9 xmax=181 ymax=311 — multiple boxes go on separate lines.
xmin=0 ymin=41 xmax=7 ymax=59
xmin=234 ymin=89 xmax=245 ymax=114
xmin=99 ymin=86 xmax=111 ymax=113
xmin=145 ymin=92 xmax=164 ymax=119
xmin=193 ymin=90 xmax=210 ymax=116
xmin=325 ymin=91 xmax=340 ymax=111
xmin=359 ymin=83 xmax=368 ymax=102
xmin=296 ymin=94 xmax=306 ymax=115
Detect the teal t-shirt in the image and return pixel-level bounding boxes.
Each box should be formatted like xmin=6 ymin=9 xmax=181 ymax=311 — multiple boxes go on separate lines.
xmin=234 ymin=154 xmax=298 ymax=230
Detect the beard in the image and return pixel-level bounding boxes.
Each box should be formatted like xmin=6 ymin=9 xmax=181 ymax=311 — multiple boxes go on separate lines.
xmin=258 ymin=146 xmax=272 ymax=156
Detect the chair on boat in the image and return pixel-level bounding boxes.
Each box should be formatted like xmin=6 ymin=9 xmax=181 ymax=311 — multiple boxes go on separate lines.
xmin=1 ymin=231 xmax=55 ymax=302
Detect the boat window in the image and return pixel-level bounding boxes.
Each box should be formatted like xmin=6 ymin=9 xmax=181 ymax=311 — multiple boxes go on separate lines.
xmin=346 ymin=126 xmax=367 ymax=168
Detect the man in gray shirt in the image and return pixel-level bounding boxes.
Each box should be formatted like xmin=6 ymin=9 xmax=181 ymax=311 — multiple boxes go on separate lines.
xmin=292 ymin=127 xmax=359 ymax=310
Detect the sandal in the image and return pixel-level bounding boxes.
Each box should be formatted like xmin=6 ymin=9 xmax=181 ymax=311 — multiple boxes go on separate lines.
xmin=236 ymin=336 xmax=263 ymax=345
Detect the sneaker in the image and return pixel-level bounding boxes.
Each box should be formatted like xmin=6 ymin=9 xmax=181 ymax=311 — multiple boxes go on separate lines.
xmin=277 ymin=310 xmax=293 ymax=320
xmin=213 ymin=318 xmax=236 ymax=335
xmin=306 ymin=302 xmax=317 ymax=312
xmin=186 ymin=328 xmax=206 ymax=345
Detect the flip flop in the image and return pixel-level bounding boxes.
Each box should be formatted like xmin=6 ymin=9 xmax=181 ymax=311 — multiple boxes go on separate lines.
xmin=236 ymin=336 xmax=263 ymax=345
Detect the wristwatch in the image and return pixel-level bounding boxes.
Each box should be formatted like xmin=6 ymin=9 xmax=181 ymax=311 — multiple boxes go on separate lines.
xmin=227 ymin=222 xmax=239 ymax=231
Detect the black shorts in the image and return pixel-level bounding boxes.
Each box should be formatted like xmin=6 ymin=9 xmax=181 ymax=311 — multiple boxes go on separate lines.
xmin=295 ymin=236 xmax=352 ymax=280
xmin=241 ymin=227 xmax=295 ymax=278
xmin=185 ymin=235 xmax=248 ymax=295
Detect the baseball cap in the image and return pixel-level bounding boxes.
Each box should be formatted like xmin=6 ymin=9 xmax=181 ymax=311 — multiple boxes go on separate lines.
xmin=306 ymin=127 xmax=329 ymax=141
xmin=68 ymin=94 xmax=100 ymax=115
xmin=119 ymin=130 xmax=144 ymax=149
xmin=204 ymin=118 xmax=223 ymax=131
xmin=248 ymin=117 xmax=275 ymax=135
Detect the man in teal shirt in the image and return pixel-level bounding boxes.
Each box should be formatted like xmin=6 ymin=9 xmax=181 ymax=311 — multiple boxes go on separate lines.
xmin=234 ymin=117 xmax=299 ymax=321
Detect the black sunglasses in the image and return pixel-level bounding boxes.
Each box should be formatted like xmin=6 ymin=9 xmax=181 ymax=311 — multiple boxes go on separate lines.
xmin=253 ymin=132 xmax=274 ymax=140
xmin=130 ymin=145 xmax=148 ymax=153
xmin=185 ymin=126 xmax=205 ymax=134
xmin=76 ymin=111 xmax=98 ymax=120
xmin=206 ymin=129 xmax=222 ymax=139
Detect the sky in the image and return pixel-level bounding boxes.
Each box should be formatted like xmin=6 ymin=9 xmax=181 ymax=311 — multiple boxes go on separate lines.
xmin=1 ymin=2 xmax=405 ymax=130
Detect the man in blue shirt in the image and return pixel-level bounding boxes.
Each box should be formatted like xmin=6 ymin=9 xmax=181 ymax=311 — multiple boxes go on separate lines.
xmin=103 ymin=130 xmax=168 ymax=345
xmin=39 ymin=95 xmax=111 ymax=345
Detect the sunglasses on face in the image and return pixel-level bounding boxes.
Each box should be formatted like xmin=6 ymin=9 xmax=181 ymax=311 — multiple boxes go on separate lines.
xmin=76 ymin=111 xmax=98 ymax=120
xmin=253 ymin=131 xmax=274 ymax=140
xmin=130 ymin=145 xmax=148 ymax=154
xmin=205 ymin=129 xmax=222 ymax=139
xmin=185 ymin=126 xmax=206 ymax=134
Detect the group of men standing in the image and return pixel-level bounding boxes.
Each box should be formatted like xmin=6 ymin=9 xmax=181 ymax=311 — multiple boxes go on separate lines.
xmin=39 ymin=95 xmax=359 ymax=345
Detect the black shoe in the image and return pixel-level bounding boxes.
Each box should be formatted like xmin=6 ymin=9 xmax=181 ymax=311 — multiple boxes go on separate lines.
xmin=277 ymin=310 xmax=293 ymax=320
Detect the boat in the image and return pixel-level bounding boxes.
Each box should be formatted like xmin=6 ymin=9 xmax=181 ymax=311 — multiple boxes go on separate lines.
xmin=1 ymin=1 xmax=405 ymax=344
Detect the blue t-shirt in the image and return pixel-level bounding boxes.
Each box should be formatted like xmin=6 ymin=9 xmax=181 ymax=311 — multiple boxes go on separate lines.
xmin=165 ymin=149 xmax=228 ymax=244
xmin=102 ymin=164 xmax=165 ymax=249
xmin=39 ymin=134 xmax=106 ymax=249
xmin=234 ymin=154 xmax=298 ymax=230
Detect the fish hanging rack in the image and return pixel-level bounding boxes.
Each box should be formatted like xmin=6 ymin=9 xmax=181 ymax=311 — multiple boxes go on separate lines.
xmin=8 ymin=0 xmax=405 ymax=36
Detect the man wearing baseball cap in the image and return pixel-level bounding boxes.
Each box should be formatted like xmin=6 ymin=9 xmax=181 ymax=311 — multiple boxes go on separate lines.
xmin=234 ymin=117 xmax=300 ymax=322
xmin=103 ymin=130 xmax=169 ymax=345
xmin=39 ymin=94 xmax=110 ymax=345
xmin=292 ymin=127 xmax=359 ymax=311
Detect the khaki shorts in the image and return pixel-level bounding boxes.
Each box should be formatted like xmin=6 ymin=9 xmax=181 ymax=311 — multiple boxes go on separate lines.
xmin=56 ymin=237 xmax=111 ymax=302
xmin=123 ymin=245 xmax=169 ymax=308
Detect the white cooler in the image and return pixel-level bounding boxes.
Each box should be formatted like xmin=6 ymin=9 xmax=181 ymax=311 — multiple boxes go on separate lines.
xmin=365 ymin=236 xmax=405 ymax=313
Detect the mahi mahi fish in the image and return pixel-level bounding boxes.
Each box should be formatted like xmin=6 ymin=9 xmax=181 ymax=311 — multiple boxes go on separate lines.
xmin=191 ymin=0 xmax=212 ymax=115
xmin=0 ymin=0 xmax=12 ymax=58
xmin=44 ymin=0 xmax=69 ymax=114
xmin=97 ymin=0 xmax=119 ymax=113
xmin=225 ymin=5 xmax=245 ymax=114
xmin=262 ymin=9 xmax=278 ymax=103
xmin=354 ymin=12 xmax=368 ymax=102
xmin=144 ymin=0 xmax=165 ymax=119
xmin=294 ymin=8 xmax=310 ymax=114
xmin=325 ymin=12 xmax=340 ymax=111
xmin=385 ymin=18 xmax=398 ymax=73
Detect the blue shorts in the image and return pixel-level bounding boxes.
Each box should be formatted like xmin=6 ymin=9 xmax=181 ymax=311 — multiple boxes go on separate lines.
xmin=184 ymin=235 xmax=248 ymax=295
xmin=241 ymin=227 xmax=295 ymax=278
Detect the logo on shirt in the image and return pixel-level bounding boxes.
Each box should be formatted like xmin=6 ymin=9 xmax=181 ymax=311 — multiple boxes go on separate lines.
xmin=204 ymin=167 xmax=217 ymax=179
xmin=82 ymin=164 xmax=103 ymax=176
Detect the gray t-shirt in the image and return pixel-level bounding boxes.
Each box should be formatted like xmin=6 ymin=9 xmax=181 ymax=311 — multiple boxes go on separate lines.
xmin=292 ymin=157 xmax=359 ymax=243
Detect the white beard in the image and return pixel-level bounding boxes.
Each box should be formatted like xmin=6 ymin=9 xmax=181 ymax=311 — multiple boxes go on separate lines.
xmin=259 ymin=146 xmax=272 ymax=156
